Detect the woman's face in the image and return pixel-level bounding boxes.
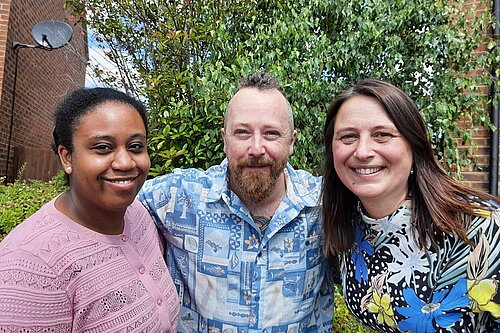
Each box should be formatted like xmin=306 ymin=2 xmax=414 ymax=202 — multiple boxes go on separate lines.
xmin=60 ymin=101 xmax=150 ymax=214
xmin=332 ymin=95 xmax=413 ymax=217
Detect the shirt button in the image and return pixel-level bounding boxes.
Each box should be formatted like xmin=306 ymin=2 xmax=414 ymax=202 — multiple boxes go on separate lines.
xmin=157 ymin=299 xmax=163 ymax=306
xmin=139 ymin=267 xmax=145 ymax=274
xmin=121 ymin=235 xmax=128 ymax=242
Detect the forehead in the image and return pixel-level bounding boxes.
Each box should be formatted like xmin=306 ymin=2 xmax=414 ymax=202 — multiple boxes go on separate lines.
xmin=227 ymin=88 xmax=290 ymax=128
xmin=335 ymin=95 xmax=395 ymax=128
xmin=75 ymin=102 xmax=145 ymax=135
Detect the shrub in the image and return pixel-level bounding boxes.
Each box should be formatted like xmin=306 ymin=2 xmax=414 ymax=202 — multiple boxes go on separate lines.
xmin=334 ymin=285 xmax=376 ymax=333
xmin=0 ymin=170 xmax=68 ymax=236
xmin=68 ymin=0 xmax=497 ymax=177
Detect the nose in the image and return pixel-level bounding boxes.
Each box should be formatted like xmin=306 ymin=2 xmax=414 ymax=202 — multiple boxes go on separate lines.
xmin=112 ymin=148 xmax=136 ymax=170
xmin=248 ymin=134 xmax=265 ymax=156
xmin=353 ymin=136 xmax=374 ymax=160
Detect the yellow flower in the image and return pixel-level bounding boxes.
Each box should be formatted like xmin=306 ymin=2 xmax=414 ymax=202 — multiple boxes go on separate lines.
xmin=468 ymin=279 xmax=500 ymax=318
xmin=367 ymin=290 xmax=396 ymax=327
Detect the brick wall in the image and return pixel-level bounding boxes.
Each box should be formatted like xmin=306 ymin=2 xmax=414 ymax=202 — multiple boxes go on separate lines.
xmin=0 ymin=0 xmax=11 ymax=181
xmin=0 ymin=0 xmax=87 ymax=182
xmin=458 ymin=0 xmax=497 ymax=193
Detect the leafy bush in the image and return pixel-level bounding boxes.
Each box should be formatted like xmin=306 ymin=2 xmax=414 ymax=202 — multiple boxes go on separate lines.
xmin=0 ymin=170 xmax=68 ymax=236
xmin=334 ymin=285 xmax=376 ymax=333
xmin=68 ymin=0 xmax=497 ymax=176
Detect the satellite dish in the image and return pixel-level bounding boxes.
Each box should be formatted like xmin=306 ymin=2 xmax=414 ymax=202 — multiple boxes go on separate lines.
xmin=31 ymin=20 xmax=73 ymax=49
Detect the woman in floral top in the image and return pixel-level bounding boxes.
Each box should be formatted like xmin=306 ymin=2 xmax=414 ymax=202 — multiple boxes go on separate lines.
xmin=321 ymin=78 xmax=500 ymax=333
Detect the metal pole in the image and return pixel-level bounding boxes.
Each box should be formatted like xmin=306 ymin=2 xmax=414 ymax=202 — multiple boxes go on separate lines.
xmin=4 ymin=46 xmax=21 ymax=185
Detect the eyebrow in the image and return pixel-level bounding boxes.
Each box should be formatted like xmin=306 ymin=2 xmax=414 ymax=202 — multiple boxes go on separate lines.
xmin=335 ymin=125 xmax=397 ymax=132
xmin=89 ymin=133 xmax=147 ymax=140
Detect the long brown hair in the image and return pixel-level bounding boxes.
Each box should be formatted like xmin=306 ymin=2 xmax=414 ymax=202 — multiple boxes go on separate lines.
xmin=321 ymin=79 xmax=498 ymax=255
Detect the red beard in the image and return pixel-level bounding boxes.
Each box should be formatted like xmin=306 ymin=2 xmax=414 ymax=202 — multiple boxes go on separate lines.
xmin=229 ymin=156 xmax=287 ymax=203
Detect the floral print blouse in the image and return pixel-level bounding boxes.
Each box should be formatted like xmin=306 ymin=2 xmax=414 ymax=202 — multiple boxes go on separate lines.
xmin=340 ymin=200 xmax=500 ymax=333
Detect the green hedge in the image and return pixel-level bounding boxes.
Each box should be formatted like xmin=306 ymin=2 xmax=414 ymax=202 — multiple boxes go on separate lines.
xmin=0 ymin=170 xmax=67 ymax=236
xmin=68 ymin=0 xmax=497 ymax=177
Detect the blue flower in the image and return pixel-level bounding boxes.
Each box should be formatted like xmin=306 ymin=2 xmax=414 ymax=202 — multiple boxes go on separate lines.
xmin=396 ymin=278 xmax=470 ymax=333
xmin=351 ymin=226 xmax=373 ymax=283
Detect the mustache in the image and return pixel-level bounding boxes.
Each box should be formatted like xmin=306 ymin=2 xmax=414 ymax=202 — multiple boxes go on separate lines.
xmin=238 ymin=157 xmax=273 ymax=168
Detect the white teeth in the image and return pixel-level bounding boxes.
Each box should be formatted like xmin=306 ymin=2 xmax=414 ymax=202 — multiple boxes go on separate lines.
xmin=111 ymin=179 xmax=132 ymax=184
xmin=355 ymin=168 xmax=381 ymax=175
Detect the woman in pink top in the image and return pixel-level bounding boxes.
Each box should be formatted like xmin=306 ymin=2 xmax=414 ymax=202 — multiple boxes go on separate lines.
xmin=0 ymin=88 xmax=179 ymax=332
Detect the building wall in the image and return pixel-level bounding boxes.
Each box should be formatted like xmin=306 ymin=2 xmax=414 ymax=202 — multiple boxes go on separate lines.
xmin=0 ymin=0 xmax=87 ymax=182
xmin=458 ymin=0 xmax=497 ymax=193
xmin=0 ymin=0 xmax=11 ymax=181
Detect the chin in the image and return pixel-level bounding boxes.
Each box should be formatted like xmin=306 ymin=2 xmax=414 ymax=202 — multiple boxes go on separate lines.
xmin=353 ymin=190 xmax=383 ymax=201
xmin=106 ymin=197 xmax=136 ymax=210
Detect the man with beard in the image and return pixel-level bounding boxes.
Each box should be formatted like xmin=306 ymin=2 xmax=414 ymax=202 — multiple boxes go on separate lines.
xmin=139 ymin=71 xmax=333 ymax=333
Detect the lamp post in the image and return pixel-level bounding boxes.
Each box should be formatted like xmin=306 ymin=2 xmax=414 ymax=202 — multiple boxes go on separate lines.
xmin=3 ymin=20 xmax=73 ymax=184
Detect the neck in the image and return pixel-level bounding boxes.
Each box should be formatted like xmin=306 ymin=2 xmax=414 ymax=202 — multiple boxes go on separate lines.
xmin=55 ymin=191 xmax=126 ymax=235
xmin=360 ymin=192 xmax=409 ymax=219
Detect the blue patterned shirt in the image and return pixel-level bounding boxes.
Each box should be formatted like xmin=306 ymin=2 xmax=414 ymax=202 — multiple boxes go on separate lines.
xmin=138 ymin=159 xmax=333 ymax=333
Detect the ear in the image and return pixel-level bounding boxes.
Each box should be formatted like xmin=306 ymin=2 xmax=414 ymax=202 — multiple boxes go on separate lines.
xmin=221 ymin=128 xmax=227 ymax=154
xmin=289 ymin=130 xmax=297 ymax=156
xmin=58 ymin=145 xmax=73 ymax=174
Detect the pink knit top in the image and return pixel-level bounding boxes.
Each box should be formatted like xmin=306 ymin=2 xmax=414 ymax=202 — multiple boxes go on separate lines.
xmin=0 ymin=198 xmax=179 ymax=332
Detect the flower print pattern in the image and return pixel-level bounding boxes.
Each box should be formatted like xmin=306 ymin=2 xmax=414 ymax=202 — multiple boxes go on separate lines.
xmin=369 ymin=205 xmax=411 ymax=235
xmin=468 ymin=279 xmax=500 ymax=317
xmin=351 ymin=226 xmax=373 ymax=284
xmin=367 ymin=290 xmax=396 ymax=327
xmin=396 ymin=278 xmax=469 ymax=332
xmin=385 ymin=234 xmax=434 ymax=286
xmin=340 ymin=202 xmax=500 ymax=332
xmin=244 ymin=234 xmax=258 ymax=250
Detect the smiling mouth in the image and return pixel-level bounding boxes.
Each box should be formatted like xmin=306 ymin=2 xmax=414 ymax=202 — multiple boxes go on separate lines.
xmin=354 ymin=167 xmax=382 ymax=175
xmin=110 ymin=179 xmax=133 ymax=184
xmin=105 ymin=177 xmax=137 ymax=184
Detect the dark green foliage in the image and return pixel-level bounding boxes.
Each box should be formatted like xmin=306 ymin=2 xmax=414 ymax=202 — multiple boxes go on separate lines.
xmin=66 ymin=0 xmax=497 ymax=176
xmin=0 ymin=170 xmax=68 ymax=236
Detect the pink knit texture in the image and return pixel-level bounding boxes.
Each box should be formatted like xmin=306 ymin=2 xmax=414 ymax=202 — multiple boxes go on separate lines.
xmin=0 ymin=198 xmax=179 ymax=332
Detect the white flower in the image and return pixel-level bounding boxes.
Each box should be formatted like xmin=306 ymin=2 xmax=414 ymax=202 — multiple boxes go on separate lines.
xmin=386 ymin=234 xmax=434 ymax=286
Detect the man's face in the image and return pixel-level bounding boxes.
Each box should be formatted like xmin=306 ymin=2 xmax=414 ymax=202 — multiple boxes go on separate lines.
xmin=222 ymin=87 xmax=296 ymax=204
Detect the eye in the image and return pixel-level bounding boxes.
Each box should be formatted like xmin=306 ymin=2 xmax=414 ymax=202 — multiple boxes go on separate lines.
xmin=263 ymin=131 xmax=281 ymax=140
xmin=373 ymin=132 xmax=394 ymax=142
xmin=129 ymin=142 xmax=146 ymax=151
xmin=338 ymin=133 xmax=358 ymax=143
xmin=93 ymin=144 xmax=113 ymax=152
xmin=233 ymin=129 xmax=251 ymax=138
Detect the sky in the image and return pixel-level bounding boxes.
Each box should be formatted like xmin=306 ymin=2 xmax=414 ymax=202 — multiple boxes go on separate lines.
xmin=84 ymin=28 xmax=118 ymax=88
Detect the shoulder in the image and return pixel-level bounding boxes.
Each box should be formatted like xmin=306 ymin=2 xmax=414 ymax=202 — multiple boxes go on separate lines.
xmin=286 ymin=165 xmax=322 ymax=193
xmin=0 ymin=200 xmax=62 ymax=254
xmin=142 ymin=164 xmax=224 ymax=192
xmin=464 ymin=201 xmax=500 ymax=261
xmin=462 ymin=197 xmax=500 ymax=233
xmin=139 ymin=162 xmax=228 ymax=206
xmin=0 ymin=203 xmax=64 ymax=286
xmin=126 ymin=200 xmax=158 ymax=233
xmin=126 ymin=199 xmax=151 ymax=218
